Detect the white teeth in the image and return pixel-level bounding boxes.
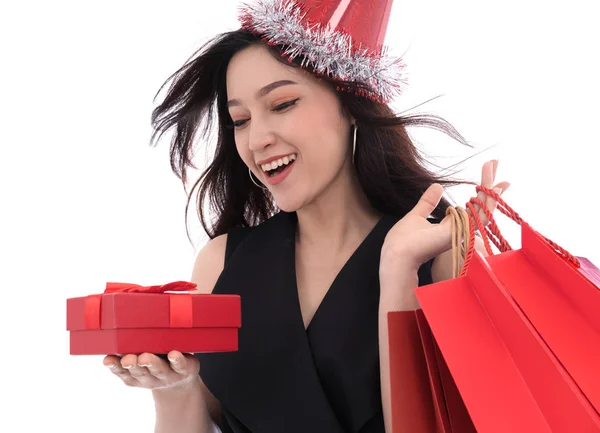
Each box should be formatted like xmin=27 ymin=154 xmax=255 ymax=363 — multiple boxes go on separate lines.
xmin=260 ymin=154 xmax=297 ymax=172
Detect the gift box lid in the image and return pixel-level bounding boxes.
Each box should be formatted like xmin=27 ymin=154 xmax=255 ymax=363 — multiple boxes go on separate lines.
xmin=66 ymin=281 xmax=241 ymax=331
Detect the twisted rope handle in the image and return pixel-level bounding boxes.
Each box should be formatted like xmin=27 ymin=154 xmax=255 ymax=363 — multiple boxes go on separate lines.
xmin=474 ymin=186 xmax=580 ymax=268
xmin=447 ymin=185 xmax=580 ymax=277
xmin=446 ymin=206 xmax=477 ymax=278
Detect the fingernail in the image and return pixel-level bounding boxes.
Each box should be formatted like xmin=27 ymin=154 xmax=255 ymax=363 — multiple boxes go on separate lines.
xmin=138 ymin=363 xmax=151 ymax=368
xmin=123 ymin=364 xmax=136 ymax=370
xmin=106 ymin=363 xmax=117 ymax=369
xmin=168 ymin=357 xmax=178 ymax=364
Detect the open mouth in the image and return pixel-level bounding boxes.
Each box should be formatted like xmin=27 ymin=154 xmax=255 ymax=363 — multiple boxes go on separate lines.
xmin=261 ymin=154 xmax=297 ymax=177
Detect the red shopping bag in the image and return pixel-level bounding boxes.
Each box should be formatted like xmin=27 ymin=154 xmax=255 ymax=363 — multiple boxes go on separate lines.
xmin=413 ymin=186 xmax=600 ymax=432
xmin=485 ymin=225 xmax=600 ymax=414
xmin=467 ymin=185 xmax=600 ymax=414
xmin=388 ymin=309 xmax=476 ymax=433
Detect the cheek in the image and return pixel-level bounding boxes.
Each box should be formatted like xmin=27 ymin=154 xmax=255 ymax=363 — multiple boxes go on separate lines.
xmin=234 ymin=135 xmax=252 ymax=167
xmin=306 ymin=118 xmax=349 ymax=166
xmin=299 ymin=132 xmax=347 ymax=185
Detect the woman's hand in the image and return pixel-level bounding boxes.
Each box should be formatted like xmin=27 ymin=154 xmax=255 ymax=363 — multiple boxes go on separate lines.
xmin=103 ymin=351 xmax=199 ymax=392
xmin=469 ymin=159 xmax=510 ymax=228
xmin=380 ymin=160 xmax=509 ymax=277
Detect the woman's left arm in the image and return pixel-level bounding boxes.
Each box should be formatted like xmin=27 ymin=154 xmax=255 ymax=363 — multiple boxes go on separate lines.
xmin=377 ymin=240 xmax=492 ymax=433
xmin=378 ymin=265 xmax=434 ymax=433
xmin=378 ymin=237 xmax=492 ymax=433
xmin=378 ymin=160 xmax=509 ymax=432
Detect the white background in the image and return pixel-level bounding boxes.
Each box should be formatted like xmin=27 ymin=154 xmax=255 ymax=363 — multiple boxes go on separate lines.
xmin=1 ymin=0 xmax=598 ymax=431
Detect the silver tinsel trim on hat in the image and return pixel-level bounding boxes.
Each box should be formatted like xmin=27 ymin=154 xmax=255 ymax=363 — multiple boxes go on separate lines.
xmin=238 ymin=0 xmax=407 ymax=103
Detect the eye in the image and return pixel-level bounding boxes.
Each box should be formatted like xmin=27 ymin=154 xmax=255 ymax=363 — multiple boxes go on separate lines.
xmin=226 ymin=98 xmax=299 ymax=130
xmin=272 ymin=98 xmax=299 ymax=112
xmin=224 ymin=118 xmax=248 ymax=130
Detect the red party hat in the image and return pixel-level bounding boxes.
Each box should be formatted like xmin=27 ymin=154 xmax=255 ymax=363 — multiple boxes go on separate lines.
xmin=238 ymin=0 xmax=406 ymax=103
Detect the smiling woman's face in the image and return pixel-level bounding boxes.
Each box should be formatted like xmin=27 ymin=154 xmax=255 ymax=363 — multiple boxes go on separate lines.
xmin=226 ymin=43 xmax=355 ymax=212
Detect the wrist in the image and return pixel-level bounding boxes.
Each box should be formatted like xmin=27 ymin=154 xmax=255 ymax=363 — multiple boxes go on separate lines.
xmin=152 ymin=375 xmax=202 ymax=401
xmin=379 ymin=267 xmax=421 ymax=312
xmin=379 ymin=255 xmax=420 ymax=282
xmin=380 ymin=243 xmax=421 ymax=277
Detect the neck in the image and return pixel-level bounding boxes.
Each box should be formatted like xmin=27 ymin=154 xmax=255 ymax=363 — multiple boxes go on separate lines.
xmin=294 ymin=165 xmax=381 ymax=252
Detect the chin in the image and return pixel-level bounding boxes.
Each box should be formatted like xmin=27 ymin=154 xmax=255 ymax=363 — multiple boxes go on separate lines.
xmin=272 ymin=194 xmax=305 ymax=214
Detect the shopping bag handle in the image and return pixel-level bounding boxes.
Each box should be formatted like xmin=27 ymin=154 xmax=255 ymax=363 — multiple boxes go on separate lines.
xmin=450 ymin=185 xmax=580 ymax=277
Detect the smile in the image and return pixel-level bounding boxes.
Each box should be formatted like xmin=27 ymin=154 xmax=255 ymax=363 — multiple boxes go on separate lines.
xmin=258 ymin=153 xmax=297 ymax=186
xmin=260 ymin=153 xmax=297 ymax=177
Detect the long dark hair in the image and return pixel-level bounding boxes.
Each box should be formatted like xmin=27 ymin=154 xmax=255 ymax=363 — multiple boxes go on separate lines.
xmin=150 ymin=29 xmax=474 ymax=241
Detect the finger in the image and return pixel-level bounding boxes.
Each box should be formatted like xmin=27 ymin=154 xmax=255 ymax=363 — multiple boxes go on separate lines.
xmin=127 ymin=363 xmax=150 ymax=379
xmin=487 ymin=185 xmax=502 ymax=218
xmin=472 ymin=162 xmax=489 ymax=223
xmin=120 ymin=354 xmax=138 ymax=369
xmin=471 ymin=180 xmax=510 ymax=226
xmin=103 ymin=355 xmax=121 ymax=368
xmin=498 ymin=181 xmax=511 ymax=193
xmin=477 ymin=160 xmax=495 ymax=221
xmin=103 ymin=354 xmax=125 ymax=377
xmin=409 ymin=183 xmax=444 ymax=218
xmin=485 ymin=160 xmax=500 ymax=212
xmin=166 ymin=350 xmax=196 ymax=376
xmin=105 ymin=358 xmax=140 ymax=387
xmin=487 ymin=181 xmax=511 ymax=210
xmin=417 ymin=214 xmax=454 ymax=261
xmin=127 ymin=364 xmax=164 ymax=388
xmin=137 ymin=353 xmax=171 ymax=380
xmin=127 ymin=358 xmax=153 ymax=380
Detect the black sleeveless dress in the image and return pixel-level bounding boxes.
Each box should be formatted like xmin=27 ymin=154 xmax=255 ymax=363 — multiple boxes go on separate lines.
xmin=196 ymin=211 xmax=434 ymax=433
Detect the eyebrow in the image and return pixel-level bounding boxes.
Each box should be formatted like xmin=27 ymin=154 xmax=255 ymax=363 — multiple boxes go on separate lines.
xmin=227 ymin=80 xmax=298 ymax=107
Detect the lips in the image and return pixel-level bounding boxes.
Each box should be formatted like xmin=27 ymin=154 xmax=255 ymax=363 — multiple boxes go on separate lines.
xmin=258 ymin=153 xmax=297 ymax=174
xmin=263 ymin=157 xmax=295 ymax=186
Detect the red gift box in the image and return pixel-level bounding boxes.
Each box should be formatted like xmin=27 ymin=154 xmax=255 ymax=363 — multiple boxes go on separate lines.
xmin=66 ymin=281 xmax=241 ymax=355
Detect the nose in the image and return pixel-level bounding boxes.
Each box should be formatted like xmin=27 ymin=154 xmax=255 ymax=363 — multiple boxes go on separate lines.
xmin=247 ymin=119 xmax=275 ymax=152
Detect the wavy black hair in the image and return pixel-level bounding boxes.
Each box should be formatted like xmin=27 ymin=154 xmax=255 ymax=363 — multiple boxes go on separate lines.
xmin=150 ymin=29 xmax=475 ymax=240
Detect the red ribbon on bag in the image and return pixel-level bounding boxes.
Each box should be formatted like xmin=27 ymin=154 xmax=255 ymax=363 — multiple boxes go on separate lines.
xmin=84 ymin=281 xmax=198 ymax=330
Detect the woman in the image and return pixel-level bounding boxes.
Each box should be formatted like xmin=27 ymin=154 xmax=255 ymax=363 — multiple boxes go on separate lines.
xmin=102 ymin=1 xmax=509 ymax=432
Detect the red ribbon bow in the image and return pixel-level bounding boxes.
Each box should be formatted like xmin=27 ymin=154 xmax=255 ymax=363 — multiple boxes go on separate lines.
xmin=103 ymin=281 xmax=197 ymax=294
xmin=84 ymin=281 xmax=198 ymax=330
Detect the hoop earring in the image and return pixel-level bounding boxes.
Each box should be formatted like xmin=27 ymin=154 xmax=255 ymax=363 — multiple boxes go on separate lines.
xmin=352 ymin=124 xmax=358 ymax=164
xmin=248 ymin=167 xmax=267 ymax=190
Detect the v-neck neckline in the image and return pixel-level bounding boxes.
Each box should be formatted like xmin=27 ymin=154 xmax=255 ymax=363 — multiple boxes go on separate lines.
xmin=198 ymin=211 xmax=400 ymax=433
xmin=287 ymin=213 xmax=390 ymax=332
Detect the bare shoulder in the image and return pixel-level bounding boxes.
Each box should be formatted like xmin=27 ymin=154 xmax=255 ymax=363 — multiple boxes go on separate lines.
xmin=190 ymin=233 xmax=228 ymax=294
xmin=189 ymin=234 xmax=228 ymax=427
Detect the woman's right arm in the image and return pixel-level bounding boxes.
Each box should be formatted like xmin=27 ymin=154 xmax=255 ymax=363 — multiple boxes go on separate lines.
xmin=155 ymin=233 xmax=228 ymax=432
xmin=103 ymin=234 xmax=228 ymax=433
